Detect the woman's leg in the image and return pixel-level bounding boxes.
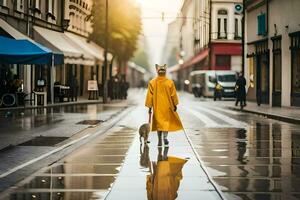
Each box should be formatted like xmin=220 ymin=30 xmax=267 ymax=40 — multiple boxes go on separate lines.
xmin=163 ymin=131 xmax=169 ymax=146
xmin=157 ymin=131 xmax=162 ymax=146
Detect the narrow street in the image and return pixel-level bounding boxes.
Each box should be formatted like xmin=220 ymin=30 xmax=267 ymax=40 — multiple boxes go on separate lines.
xmin=0 ymin=91 xmax=299 ymax=200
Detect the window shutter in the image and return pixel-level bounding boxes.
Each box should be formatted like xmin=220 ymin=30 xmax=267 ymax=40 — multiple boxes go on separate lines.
xmin=261 ymin=13 xmax=266 ymax=35
xmin=257 ymin=13 xmax=266 ymax=36
xmin=257 ymin=15 xmax=261 ymax=35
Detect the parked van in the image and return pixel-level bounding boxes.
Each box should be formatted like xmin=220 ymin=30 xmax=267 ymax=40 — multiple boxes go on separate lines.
xmin=190 ymin=70 xmax=237 ymax=98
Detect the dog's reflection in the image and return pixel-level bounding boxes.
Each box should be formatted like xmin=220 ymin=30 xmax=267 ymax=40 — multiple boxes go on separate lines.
xmin=140 ymin=144 xmax=151 ymax=169
xmin=145 ymin=147 xmax=188 ymax=200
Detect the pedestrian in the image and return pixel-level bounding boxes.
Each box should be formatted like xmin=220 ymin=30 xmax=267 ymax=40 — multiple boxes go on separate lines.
xmin=69 ymin=75 xmax=78 ymax=102
xmin=235 ymin=72 xmax=247 ymax=109
xmin=213 ymin=81 xmax=222 ymax=101
xmin=145 ymin=64 xmax=183 ymax=147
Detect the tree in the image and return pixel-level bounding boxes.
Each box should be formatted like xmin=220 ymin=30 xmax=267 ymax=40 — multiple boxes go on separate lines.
xmin=131 ymin=49 xmax=150 ymax=70
xmin=90 ymin=0 xmax=142 ymax=76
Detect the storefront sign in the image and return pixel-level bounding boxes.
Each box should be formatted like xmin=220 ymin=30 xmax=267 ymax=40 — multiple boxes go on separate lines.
xmin=88 ymin=80 xmax=98 ymax=91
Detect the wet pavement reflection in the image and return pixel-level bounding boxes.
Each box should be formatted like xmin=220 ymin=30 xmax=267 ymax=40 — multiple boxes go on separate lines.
xmin=6 ymin=126 xmax=136 ymax=200
xmin=187 ymin=119 xmax=300 ymax=200
xmin=146 ymin=147 xmax=188 ymax=200
xmin=4 ymin=124 xmax=221 ymax=200
xmin=0 ymin=104 xmax=122 ymax=132
xmin=0 ymin=104 xmax=125 ymax=150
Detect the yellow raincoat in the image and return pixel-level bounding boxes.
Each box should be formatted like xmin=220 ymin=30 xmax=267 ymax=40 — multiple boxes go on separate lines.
xmin=146 ymin=156 xmax=187 ymax=200
xmin=145 ymin=76 xmax=183 ymax=132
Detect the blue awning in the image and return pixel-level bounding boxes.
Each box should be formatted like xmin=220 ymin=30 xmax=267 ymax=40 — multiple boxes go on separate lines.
xmin=0 ymin=36 xmax=63 ymax=65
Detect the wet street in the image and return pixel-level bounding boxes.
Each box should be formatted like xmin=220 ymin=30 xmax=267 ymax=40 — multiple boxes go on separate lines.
xmin=1 ymin=91 xmax=300 ymax=200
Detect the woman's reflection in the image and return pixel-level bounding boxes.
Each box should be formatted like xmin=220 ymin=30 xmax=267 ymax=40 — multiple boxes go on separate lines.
xmin=146 ymin=147 xmax=188 ymax=200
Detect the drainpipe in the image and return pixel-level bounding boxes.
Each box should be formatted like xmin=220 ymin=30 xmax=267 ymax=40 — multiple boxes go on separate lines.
xmin=26 ymin=0 xmax=30 ymax=36
xmin=266 ymin=0 xmax=269 ymax=35
xmin=208 ymin=0 xmax=212 ymax=70
xmin=61 ymin=0 xmax=66 ymax=32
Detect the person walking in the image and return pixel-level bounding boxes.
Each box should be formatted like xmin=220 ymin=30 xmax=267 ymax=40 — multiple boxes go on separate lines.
xmin=213 ymin=81 xmax=222 ymax=101
xmin=235 ymin=72 xmax=247 ymax=109
xmin=145 ymin=64 xmax=183 ymax=147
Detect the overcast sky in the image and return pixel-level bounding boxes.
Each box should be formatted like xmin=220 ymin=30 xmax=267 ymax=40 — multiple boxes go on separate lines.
xmin=137 ymin=0 xmax=183 ymax=68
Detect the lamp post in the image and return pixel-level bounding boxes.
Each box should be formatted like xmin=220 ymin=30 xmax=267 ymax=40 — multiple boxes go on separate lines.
xmin=242 ymin=0 xmax=245 ymax=75
xmin=103 ymin=0 xmax=109 ymax=103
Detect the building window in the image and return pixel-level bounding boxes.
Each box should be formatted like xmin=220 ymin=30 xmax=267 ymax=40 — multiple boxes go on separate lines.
xmin=15 ymin=0 xmax=24 ymax=12
xmin=46 ymin=0 xmax=56 ymax=20
xmin=216 ymin=55 xmax=231 ymax=67
xmin=291 ymin=32 xmax=300 ymax=94
xmin=0 ymin=0 xmax=7 ymax=6
xmin=217 ymin=9 xmax=228 ymax=39
xmin=48 ymin=0 xmax=54 ymax=14
xmin=257 ymin=13 xmax=266 ymax=36
xmin=234 ymin=15 xmax=242 ymax=40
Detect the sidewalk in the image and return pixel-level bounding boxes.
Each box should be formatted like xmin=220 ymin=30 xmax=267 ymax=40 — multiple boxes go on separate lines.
xmin=105 ymin=106 xmax=224 ymax=200
xmin=226 ymin=101 xmax=300 ymax=124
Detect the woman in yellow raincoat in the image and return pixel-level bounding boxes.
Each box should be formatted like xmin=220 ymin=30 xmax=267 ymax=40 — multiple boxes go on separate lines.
xmin=145 ymin=64 xmax=183 ymax=146
xmin=146 ymin=147 xmax=187 ymax=200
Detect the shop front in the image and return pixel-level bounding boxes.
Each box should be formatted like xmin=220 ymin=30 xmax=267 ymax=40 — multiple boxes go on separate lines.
xmin=290 ymin=31 xmax=300 ymax=107
xmin=0 ymin=36 xmax=63 ymax=106
xmin=271 ymin=36 xmax=282 ymax=107
xmin=33 ymin=26 xmax=95 ymax=101
xmin=254 ymin=39 xmax=270 ymax=105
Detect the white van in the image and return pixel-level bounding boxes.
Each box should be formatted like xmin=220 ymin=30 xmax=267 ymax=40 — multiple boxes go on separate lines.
xmin=190 ymin=70 xmax=237 ymax=98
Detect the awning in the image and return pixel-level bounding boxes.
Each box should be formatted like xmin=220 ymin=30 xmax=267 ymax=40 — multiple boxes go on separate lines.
xmin=128 ymin=62 xmax=146 ymax=74
xmin=33 ymin=26 xmax=95 ymax=65
xmin=168 ymin=64 xmax=180 ymax=73
xmin=182 ymin=49 xmax=209 ymax=69
xmin=65 ymin=32 xmax=104 ymax=62
xmin=0 ymin=36 xmax=63 ymax=65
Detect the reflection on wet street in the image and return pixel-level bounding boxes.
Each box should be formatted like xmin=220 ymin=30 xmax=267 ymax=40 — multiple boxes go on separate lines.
xmin=9 ymin=126 xmax=136 ymax=200
xmin=3 ymin=96 xmax=300 ymax=200
xmin=186 ymin=105 xmax=300 ymax=200
xmin=146 ymin=147 xmax=188 ymax=200
xmin=105 ymin=131 xmax=221 ymax=200
xmin=0 ymin=104 xmax=125 ymax=150
xmin=0 ymin=104 xmax=122 ymax=131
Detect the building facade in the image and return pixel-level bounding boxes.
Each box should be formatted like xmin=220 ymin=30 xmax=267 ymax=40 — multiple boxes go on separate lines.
xmin=161 ymin=19 xmax=181 ymax=67
xmin=244 ymin=0 xmax=300 ymax=107
xmin=169 ymin=0 xmax=243 ymax=90
xmin=0 ymin=0 xmax=105 ymax=105
xmin=210 ymin=0 xmax=243 ymax=71
xmin=0 ymin=0 xmax=65 ymax=101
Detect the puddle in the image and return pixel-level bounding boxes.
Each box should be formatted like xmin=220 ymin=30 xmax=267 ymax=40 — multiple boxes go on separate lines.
xmin=76 ymin=120 xmax=104 ymax=125
xmin=18 ymin=137 xmax=69 ymax=146
xmin=10 ymin=191 xmax=108 ymax=200
xmin=22 ymin=175 xmax=116 ymax=190
xmin=44 ymin=164 xmax=121 ymax=175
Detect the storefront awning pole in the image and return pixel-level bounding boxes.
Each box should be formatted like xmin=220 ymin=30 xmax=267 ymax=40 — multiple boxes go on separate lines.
xmin=51 ymin=54 xmax=55 ymax=104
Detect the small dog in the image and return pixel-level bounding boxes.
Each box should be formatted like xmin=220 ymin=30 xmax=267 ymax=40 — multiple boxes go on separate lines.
xmin=139 ymin=123 xmax=150 ymax=144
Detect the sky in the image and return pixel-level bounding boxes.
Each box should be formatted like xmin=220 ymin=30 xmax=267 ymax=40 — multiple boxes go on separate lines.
xmin=136 ymin=0 xmax=183 ymax=68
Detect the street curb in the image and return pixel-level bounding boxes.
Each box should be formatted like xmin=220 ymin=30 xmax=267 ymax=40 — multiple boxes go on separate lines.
xmin=227 ymin=106 xmax=300 ymax=125
xmin=0 ymin=100 xmax=104 ymax=111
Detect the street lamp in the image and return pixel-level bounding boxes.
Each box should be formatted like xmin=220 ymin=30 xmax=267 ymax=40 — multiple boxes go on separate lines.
xmin=103 ymin=0 xmax=109 ymax=103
